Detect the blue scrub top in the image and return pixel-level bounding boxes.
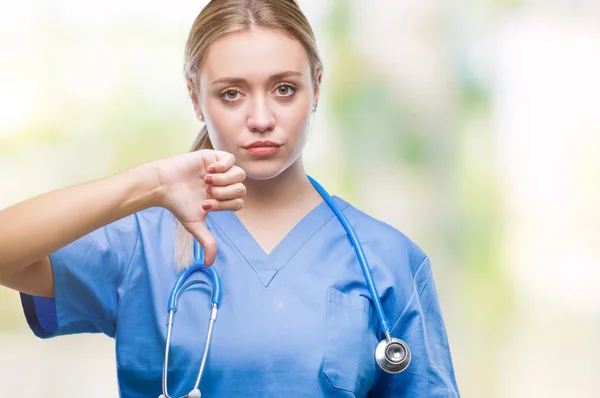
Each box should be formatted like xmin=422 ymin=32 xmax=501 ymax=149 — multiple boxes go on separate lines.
xmin=20 ymin=196 xmax=460 ymax=397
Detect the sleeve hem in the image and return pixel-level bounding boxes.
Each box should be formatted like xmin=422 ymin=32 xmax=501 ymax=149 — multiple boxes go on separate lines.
xmin=20 ymin=292 xmax=117 ymax=338
xmin=20 ymin=293 xmax=58 ymax=339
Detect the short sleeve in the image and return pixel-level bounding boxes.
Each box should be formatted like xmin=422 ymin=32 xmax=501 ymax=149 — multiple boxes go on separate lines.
xmin=369 ymin=258 xmax=460 ymax=397
xmin=20 ymin=214 xmax=140 ymax=339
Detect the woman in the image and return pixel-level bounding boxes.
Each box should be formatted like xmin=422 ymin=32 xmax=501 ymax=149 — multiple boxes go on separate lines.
xmin=0 ymin=0 xmax=460 ymax=397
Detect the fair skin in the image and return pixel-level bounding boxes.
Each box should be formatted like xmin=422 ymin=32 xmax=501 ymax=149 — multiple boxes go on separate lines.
xmin=0 ymin=151 xmax=245 ymax=297
xmin=190 ymin=26 xmax=323 ymax=253
xmin=0 ymin=26 xmax=320 ymax=297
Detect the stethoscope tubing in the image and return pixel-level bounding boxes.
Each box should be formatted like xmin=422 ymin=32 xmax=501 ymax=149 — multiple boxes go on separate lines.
xmin=307 ymin=175 xmax=392 ymax=339
xmin=162 ymin=242 xmax=221 ymax=398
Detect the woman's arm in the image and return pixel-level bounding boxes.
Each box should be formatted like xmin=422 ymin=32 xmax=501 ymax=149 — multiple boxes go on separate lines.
xmin=0 ymin=150 xmax=246 ymax=298
xmin=0 ymin=164 xmax=159 ymax=297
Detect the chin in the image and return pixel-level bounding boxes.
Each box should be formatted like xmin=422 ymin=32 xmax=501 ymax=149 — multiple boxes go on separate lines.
xmin=239 ymin=157 xmax=295 ymax=181
xmin=242 ymin=165 xmax=286 ymax=181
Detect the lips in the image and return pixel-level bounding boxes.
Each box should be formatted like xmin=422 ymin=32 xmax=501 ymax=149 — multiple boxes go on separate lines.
xmin=243 ymin=140 xmax=282 ymax=157
xmin=244 ymin=140 xmax=282 ymax=149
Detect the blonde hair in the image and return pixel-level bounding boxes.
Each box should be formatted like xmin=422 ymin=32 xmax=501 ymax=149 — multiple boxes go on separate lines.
xmin=174 ymin=0 xmax=323 ymax=268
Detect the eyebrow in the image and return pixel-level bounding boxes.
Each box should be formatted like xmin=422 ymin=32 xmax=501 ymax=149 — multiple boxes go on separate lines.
xmin=210 ymin=71 xmax=304 ymax=86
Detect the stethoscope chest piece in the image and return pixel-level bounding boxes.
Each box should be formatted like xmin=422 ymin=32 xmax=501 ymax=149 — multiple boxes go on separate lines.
xmin=375 ymin=337 xmax=411 ymax=374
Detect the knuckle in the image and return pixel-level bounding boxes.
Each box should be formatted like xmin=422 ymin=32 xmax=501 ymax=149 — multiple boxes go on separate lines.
xmin=210 ymin=187 xmax=221 ymax=198
xmin=236 ymin=167 xmax=246 ymax=180
xmin=236 ymin=199 xmax=244 ymax=210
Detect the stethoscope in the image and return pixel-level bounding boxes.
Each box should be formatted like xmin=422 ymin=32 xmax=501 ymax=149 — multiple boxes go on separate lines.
xmin=159 ymin=176 xmax=411 ymax=398
xmin=159 ymin=238 xmax=221 ymax=398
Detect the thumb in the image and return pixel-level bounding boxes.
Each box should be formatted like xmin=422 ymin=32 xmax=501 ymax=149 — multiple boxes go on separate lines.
xmin=185 ymin=220 xmax=217 ymax=267
xmin=206 ymin=151 xmax=236 ymax=173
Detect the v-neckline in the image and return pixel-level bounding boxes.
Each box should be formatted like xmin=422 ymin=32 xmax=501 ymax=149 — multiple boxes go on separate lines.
xmin=208 ymin=196 xmax=349 ymax=287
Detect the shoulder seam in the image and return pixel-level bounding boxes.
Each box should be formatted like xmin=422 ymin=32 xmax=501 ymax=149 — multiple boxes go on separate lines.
xmin=116 ymin=214 xmax=140 ymax=295
xmin=389 ymin=256 xmax=430 ymax=332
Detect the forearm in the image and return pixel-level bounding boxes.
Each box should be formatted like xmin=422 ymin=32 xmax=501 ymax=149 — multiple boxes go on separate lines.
xmin=0 ymin=163 xmax=160 ymax=278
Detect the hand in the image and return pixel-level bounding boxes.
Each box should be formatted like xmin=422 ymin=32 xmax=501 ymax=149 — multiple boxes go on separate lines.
xmin=154 ymin=149 xmax=246 ymax=266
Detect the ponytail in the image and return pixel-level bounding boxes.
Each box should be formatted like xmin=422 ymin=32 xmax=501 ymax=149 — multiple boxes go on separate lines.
xmin=190 ymin=125 xmax=213 ymax=151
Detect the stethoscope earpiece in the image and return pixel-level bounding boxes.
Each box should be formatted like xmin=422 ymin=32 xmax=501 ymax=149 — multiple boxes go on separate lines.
xmin=375 ymin=337 xmax=411 ymax=374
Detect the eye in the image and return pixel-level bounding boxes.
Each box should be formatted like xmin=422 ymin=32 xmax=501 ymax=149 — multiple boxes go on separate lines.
xmin=273 ymin=83 xmax=296 ymax=97
xmin=220 ymin=88 xmax=243 ymax=102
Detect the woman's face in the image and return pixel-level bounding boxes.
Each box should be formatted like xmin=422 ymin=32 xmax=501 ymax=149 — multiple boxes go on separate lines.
xmin=193 ymin=27 xmax=320 ymax=180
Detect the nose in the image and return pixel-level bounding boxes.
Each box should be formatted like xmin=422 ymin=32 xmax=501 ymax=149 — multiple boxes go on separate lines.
xmin=247 ymin=96 xmax=275 ymax=133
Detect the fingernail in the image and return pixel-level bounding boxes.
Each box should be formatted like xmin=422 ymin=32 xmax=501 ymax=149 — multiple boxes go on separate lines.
xmin=205 ymin=175 xmax=213 ymax=184
xmin=208 ymin=166 xmax=216 ymax=173
xmin=202 ymin=201 xmax=212 ymax=210
xmin=206 ymin=186 xmax=213 ymax=195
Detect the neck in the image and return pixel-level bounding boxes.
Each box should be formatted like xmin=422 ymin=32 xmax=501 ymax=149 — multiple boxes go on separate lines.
xmin=239 ymin=159 xmax=320 ymax=215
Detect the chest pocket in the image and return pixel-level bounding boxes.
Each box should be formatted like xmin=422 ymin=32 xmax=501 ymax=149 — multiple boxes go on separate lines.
xmin=323 ymin=287 xmax=380 ymax=397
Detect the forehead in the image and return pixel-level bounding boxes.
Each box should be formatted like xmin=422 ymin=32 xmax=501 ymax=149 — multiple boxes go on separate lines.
xmin=200 ymin=27 xmax=311 ymax=83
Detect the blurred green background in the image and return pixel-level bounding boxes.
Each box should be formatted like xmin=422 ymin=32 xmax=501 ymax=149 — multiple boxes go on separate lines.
xmin=1 ymin=0 xmax=599 ymax=396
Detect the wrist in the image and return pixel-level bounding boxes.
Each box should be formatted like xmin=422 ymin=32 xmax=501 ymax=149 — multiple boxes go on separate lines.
xmin=120 ymin=162 xmax=164 ymax=212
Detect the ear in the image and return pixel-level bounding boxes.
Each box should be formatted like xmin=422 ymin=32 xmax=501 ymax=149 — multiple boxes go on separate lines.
xmin=312 ymin=69 xmax=322 ymax=112
xmin=187 ymin=78 xmax=204 ymax=121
